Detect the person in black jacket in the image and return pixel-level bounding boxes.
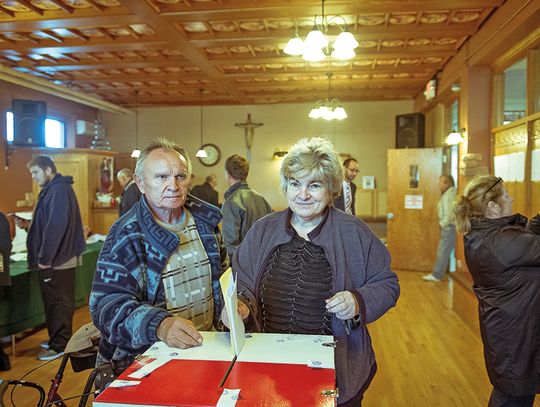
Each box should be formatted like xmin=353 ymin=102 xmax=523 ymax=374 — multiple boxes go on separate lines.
xmin=14 ymin=155 xmax=86 ymax=361
xmin=190 ymin=174 xmax=219 ymax=207
xmin=117 ymin=168 xmax=141 ymax=217
xmin=454 ymin=175 xmax=539 ymax=407
xmin=0 ymin=211 xmax=12 ymax=370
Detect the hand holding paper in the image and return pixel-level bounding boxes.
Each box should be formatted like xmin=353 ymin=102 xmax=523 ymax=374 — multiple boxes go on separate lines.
xmin=219 ymin=268 xmax=246 ymax=356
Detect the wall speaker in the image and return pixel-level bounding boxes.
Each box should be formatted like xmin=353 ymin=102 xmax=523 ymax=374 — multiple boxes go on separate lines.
xmin=395 ymin=113 xmax=425 ymax=148
xmin=12 ymin=99 xmax=47 ymax=147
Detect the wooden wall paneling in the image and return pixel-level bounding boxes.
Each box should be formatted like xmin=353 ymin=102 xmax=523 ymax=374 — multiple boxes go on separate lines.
xmin=356 ymin=190 xmax=374 ymax=218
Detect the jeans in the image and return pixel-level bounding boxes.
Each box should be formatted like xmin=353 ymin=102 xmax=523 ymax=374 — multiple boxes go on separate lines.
xmin=432 ymin=225 xmax=456 ymax=279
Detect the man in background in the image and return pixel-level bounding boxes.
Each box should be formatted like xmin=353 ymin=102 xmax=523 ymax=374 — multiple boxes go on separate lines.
xmin=334 ymin=158 xmax=360 ymax=215
xmin=117 ymin=168 xmax=141 ymax=217
xmin=222 ymin=154 xmax=272 ymax=256
xmin=13 ymin=155 xmax=85 ymax=361
xmin=191 ymin=174 xmax=219 ymax=207
xmin=423 ymin=175 xmax=456 ymax=282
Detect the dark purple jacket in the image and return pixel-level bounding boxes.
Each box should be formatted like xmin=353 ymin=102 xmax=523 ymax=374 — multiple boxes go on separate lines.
xmin=464 ymin=213 xmax=540 ymax=396
xmin=26 ymin=174 xmax=85 ymax=270
xmin=233 ymin=207 xmax=400 ymax=403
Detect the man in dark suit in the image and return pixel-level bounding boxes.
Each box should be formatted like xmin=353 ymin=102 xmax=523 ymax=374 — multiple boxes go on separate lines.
xmin=0 ymin=211 xmax=13 ymax=370
xmin=117 ymin=168 xmax=141 ymax=217
xmin=190 ymin=174 xmax=219 ymax=207
xmin=333 ymin=158 xmax=359 ymax=215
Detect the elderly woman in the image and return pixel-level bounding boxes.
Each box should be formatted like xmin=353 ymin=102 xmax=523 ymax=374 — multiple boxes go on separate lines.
xmin=228 ymin=137 xmax=400 ymax=406
xmin=454 ymin=175 xmax=540 ymax=406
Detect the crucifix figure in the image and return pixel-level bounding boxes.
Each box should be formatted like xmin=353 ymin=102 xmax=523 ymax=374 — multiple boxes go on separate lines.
xmin=235 ymin=113 xmax=263 ymax=161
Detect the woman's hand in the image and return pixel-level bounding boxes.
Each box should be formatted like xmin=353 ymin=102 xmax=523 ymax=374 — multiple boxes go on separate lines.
xmin=221 ymin=300 xmax=250 ymax=329
xmin=326 ymin=291 xmax=359 ymax=320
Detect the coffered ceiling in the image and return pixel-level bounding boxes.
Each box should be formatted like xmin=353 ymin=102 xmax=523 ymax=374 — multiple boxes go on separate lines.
xmin=0 ymin=0 xmax=506 ymax=107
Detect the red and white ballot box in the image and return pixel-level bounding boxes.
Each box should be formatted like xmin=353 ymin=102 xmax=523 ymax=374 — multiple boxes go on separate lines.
xmin=93 ymin=331 xmax=336 ymax=407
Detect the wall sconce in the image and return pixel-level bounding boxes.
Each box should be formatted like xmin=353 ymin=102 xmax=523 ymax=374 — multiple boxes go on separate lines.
xmin=446 ymin=128 xmax=465 ymax=145
xmin=195 ymin=89 xmax=208 ymax=158
xmin=272 ymin=148 xmax=288 ymax=159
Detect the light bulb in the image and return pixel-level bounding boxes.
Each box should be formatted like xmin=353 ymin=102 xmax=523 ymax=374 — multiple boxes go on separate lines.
xmin=331 ymin=47 xmax=356 ymax=60
xmin=196 ymin=149 xmax=208 ymax=158
xmin=304 ymin=29 xmax=328 ymax=49
xmin=309 ymin=107 xmax=323 ymax=119
xmin=445 ymin=131 xmax=464 ymax=145
xmin=303 ymin=47 xmax=325 ymax=62
xmin=333 ymin=31 xmax=359 ymax=50
xmin=333 ymin=106 xmax=348 ymax=120
xmin=284 ymin=37 xmax=304 ymax=56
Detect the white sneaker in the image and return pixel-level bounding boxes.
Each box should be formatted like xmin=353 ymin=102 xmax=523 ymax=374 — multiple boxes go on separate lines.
xmin=40 ymin=341 xmax=49 ymax=350
xmin=422 ymin=274 xmax=441 ymax=282
xmin=37 ymin=349 xmax=64 ymax=361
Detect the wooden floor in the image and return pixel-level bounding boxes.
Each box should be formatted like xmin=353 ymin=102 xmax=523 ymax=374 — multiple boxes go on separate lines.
xmin=1 ymin=271 xmax=538 ymax=406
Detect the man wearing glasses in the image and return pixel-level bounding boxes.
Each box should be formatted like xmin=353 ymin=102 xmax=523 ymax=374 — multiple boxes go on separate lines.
xmin=334 ymin=158 xmax=360 ymax=215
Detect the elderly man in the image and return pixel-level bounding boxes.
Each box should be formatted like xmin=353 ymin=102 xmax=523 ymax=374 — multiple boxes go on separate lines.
xmin=90 ymin=139 xmax=228 ymax=374
xmin=222 ymin=154 xmax=272 ymax=256
xmin=334 ymin=158 xmax=359 ymax=215
xmin=116 ymin=168 xmax=141 ymax=217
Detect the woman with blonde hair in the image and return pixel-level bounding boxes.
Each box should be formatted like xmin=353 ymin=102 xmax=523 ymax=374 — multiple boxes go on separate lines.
xmin=224 ymin=137 xmax=400 ymax=406
xmin=454 ymin=175 xmax=540 ymax=406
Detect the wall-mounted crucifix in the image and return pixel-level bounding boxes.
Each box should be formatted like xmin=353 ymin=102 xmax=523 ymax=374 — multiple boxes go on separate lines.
xmin=235 ymin=113 xmax=263 ymax=161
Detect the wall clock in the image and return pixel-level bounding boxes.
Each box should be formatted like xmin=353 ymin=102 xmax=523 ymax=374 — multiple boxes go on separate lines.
xmin=198 ymin=143 xmax=221 ymax=166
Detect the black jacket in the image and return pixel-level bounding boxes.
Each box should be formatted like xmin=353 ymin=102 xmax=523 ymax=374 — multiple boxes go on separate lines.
xmin=190 ymin=182 xmax=219 ymax=207
xmin=464 ymin=213 xmax=540 ymax=396
xmin=27 ymin=174 xmax=86 ymax=270
xmin=119 ymin=181 xmax=141 ymax=217
xmin=0 ymin=212 xmax=11 ymax=286
xmin=333 ymin=181 xmax=357 ymax=215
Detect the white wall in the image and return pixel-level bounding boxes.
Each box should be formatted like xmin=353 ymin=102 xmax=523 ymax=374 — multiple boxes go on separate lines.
xmin=103 ymin=100 xmax=413 ymax=209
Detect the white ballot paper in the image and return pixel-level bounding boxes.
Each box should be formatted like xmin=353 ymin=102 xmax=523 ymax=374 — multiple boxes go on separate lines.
xmin=219 ymin=267 xmax=245 ymax=356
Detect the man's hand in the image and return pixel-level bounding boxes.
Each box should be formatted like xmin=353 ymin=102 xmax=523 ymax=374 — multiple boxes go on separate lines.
xmin=156 ymin=317 xmax=203 ymax=349
xmin=9 ymin=214 xmax=29 ymax=231
xmin=326 ymin=291 xmax=359 ymax=320
xmin=38 ymin=263 xmax=50 ymax=270
xmin=221 ymin=300 xmax=250 ymax=329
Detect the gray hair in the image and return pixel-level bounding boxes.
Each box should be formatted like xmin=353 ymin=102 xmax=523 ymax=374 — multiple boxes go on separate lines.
xmin=280 ymin=137 xmax=343 ymax=199
xmin=117 ymin=168 xmax=133 ymax=179
xmin=134 ymin=138 xmax=192 ymax=179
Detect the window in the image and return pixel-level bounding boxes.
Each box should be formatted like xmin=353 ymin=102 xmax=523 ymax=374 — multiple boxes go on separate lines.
xmin=5 ymin=111 xmax=65 ymax=148
xmin=503 ymin=58 xmax=527 ymax=125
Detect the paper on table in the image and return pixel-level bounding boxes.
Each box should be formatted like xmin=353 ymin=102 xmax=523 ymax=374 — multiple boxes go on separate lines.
xmin=219 ymin=267 xmax=245 ymax=356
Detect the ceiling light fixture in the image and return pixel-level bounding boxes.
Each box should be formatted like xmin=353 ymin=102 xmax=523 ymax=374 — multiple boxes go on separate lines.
xmin=284 ymin=0 xmax=359 ymax=62
xmin=446 ymin=128 xmax=465 ymax=145
xmin=195 ymin=89 xmax=208 ymax=158
xmin=308 ymin=72 xmax=347 ymax=121
xmin=131 ymin=90 xmax=141 ymax=158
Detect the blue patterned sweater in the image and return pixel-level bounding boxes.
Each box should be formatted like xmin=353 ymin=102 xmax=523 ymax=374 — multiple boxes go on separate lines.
xmin=89 ymin=195 xmax=229 ymax=363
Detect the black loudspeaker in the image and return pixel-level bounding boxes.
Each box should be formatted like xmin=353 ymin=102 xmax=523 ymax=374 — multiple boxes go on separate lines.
xmin=12 ymin=99 xmax=47 ymax=147
xmin=395 ymin=113 xmax=425 ymax=148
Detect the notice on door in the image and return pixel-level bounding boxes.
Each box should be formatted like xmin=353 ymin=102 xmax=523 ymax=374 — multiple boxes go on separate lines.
xmin=405 ymin=194 xmax=423 ymax=209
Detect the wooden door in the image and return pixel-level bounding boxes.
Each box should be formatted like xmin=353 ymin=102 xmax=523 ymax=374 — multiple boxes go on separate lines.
xmin=387 ymin=148 xmax=443 ymax=272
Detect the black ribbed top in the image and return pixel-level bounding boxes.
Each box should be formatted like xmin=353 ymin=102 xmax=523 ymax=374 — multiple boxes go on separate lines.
xmin=258 ymin=232 xmax=333 ymax=335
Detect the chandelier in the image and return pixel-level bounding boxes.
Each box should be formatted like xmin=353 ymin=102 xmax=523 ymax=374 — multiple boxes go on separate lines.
xmin=308 ymin=73 xmax=347 ymax=121
xmin=284 ymin=0 xmax=359 ymax=62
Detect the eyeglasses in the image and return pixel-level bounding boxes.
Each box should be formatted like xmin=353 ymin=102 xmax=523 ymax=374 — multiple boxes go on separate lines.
xmin=484 ymin=177 xmax=502 ymax=196
xmin=346 ymin=167 xmax=360 ymax=173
